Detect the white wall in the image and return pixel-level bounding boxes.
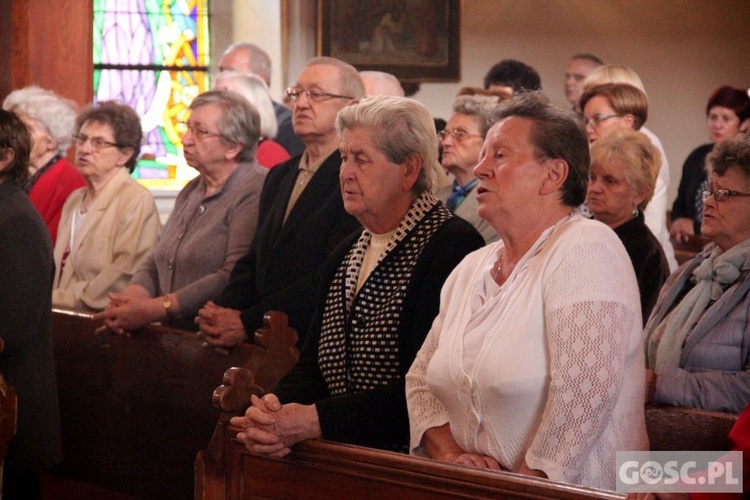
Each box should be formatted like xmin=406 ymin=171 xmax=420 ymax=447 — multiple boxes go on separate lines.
xmin=215 ymin=0 xmax=750 ymax=204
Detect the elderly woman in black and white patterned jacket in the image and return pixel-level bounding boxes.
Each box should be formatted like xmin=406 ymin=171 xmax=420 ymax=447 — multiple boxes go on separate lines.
xmin=229 ymin=95 xmax=484 ymax=454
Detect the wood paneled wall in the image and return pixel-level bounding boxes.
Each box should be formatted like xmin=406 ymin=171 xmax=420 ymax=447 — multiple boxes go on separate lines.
xmin=0 ymin=0 xmax=93 ymax=107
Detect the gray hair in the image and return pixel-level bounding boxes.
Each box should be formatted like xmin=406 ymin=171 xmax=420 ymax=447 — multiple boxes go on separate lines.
xmin=359 ymin=71 xmax=404 ymax=97
xmin=590 ymin=128 xmax=661 ymax=211
xmin=304 ymin=57 xmax=365 ymax=100
xmin=189 ymin=89 xmax=261 ymax=163
xmin=3 ymin=85 xmax=78 ymax=155
xmin=491 ymin=91 xmax=590 ymax=207
xmin=336 ymin=95 xmax=439 ymax=195
xmin=213 ymin=71 xmax=278 ymax=138
xmin=452 ymin=95 xmax=504 ymax=137
xmin=707 ymin=133 xmax=750 ymax=180
xmin=222 ymin=42 xmax=272 ymax=85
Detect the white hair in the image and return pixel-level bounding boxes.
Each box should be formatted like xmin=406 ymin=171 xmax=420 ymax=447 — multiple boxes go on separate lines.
xmin=213 ymin=71 xmax=278 ymax=139
xmin=3 ymin=85 xmax=78 ymax=155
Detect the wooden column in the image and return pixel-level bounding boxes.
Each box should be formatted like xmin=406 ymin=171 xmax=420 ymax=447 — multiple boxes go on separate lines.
xmin=0 ymin=0 xmax=93 ymax=107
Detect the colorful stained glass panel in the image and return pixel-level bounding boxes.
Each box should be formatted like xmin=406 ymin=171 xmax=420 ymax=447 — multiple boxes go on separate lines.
xmin=93 ymin=0 xmax=210 ymax=188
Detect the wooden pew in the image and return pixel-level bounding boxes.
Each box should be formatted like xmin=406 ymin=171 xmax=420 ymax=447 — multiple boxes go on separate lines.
xmin=50 ymin=308 xmax=298 ymax=499
xmin=195 ymin=421 xmax=625 ymax=500
xmin=198 ymin=368 xmax=740 ymax=500
xmin=646 ymin=405 xmax=737 ymax=451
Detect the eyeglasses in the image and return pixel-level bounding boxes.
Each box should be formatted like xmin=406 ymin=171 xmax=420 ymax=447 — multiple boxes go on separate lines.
xmin=72 ymin=133 xmax=121 ymax=151
xmin=286 ymin=86 xmax=353 ymax=103
xmin=178 ymin=121 xmax=223 ymax=141
xmin=438 ymin=129 xmax=484 ymax=142
xmin=701 ymin=189 xmax=750 ymax=201
xmin=564 ymin=72 xmax=586 ymax=82
xmin=584 ymin=113 xmax=623 ymax=128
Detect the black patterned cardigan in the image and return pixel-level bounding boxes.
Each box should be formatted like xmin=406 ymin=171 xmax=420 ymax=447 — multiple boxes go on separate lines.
xmin=274 ymin=193 xmax=484 ymax=451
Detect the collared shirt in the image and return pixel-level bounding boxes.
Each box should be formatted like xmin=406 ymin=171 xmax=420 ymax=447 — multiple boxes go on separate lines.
xmin=284 ymin=148 xmax=335 ymax=221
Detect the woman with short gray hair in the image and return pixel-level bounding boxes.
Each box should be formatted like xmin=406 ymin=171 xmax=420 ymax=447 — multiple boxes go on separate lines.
xmin=2 ymin=86 xmax=86 ymax=242
xmin=95 ymin=89 xmax=267 ymax=332
xmin=214 ymin=71 xmax=290 ymax=168
xmin=229 ymin=95 xmax=483 ymax=453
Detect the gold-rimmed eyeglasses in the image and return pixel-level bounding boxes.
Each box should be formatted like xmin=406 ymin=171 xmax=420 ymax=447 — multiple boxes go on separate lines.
xmin=438 ymin=129 xmax=484 ymax=142
xmin=584 ymin=113 xmax=623 ymax=128
xmin=72 ymin=133 xmax=121 ymax=151
xmin=178 ymin=121 xmax=223 ymax=141
xmin=701 ymin=189 xmax=750 ymax=202
xmin=286 ymin=86 xmax=353 ymax=103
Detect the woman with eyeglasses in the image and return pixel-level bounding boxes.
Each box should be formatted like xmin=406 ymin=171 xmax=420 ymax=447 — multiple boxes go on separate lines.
xmin=582 ymin=65 xmax=678 ymax=273
xmin=52 ymin=100 xmax=161 ymax=311
xmin=94 ymin=89 xmax=267 ymax=333
xmin=645 ymin=134 xmax=750 ymax=414
xmin=670 ymin=86 xmax=750 ymax=244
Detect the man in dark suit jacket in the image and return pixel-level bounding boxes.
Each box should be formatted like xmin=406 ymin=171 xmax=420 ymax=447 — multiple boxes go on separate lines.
xmin=219 ymin=42 xmax=305 ymax=156
xmin=197 ymin=56 xmax=365 ymax=347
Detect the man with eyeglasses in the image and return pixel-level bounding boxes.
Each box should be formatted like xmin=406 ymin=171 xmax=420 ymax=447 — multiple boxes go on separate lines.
xmin=219 ymin=42 xmax=305 ymax=156
xmin=438 ymin=93 xmax=504 ymax=244
xmin=197 ymin=57 xmax=363 ymax=348
xmin=563 ymin=53 xmax=603 ymax=114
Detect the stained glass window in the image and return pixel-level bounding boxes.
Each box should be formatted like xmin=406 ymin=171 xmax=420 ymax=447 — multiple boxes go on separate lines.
xmin=93 ymin=0 xmax=210 ymax=188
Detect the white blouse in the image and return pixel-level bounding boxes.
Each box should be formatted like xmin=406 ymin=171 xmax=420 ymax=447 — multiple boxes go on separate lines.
xmin=406 ymin=214 xmax=648 ymax=490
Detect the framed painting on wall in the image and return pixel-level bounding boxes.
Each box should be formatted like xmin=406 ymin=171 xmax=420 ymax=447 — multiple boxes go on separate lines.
xmin=317 ymin=0 xmax=460 ymax=82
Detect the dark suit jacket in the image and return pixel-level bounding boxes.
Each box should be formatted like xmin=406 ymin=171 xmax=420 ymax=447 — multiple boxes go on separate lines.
xmin=218 ymin=150 xmax=361 ymax=344
xmin=0 ymin=183 xmax=62 ymax=473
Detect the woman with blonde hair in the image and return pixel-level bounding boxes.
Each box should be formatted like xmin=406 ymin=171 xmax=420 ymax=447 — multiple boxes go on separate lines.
xmin=588 ymin=128 xmax=670 ymax=323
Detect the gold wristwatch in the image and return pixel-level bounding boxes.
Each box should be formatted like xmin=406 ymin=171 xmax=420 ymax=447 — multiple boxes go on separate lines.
xmin=161 ymin=295 xmax=174 ymax=318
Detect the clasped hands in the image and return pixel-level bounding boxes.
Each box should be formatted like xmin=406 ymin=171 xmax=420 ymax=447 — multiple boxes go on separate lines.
xmin=195 ymin=301 xmax=249 ymax=347
xmin=230 ymin=393 xmax=322 ymax=458
xmin=94 ymin=287 xmax=156 ymax=335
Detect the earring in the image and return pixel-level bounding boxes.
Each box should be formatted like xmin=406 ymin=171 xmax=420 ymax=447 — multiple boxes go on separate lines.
xmin=632 ymin=207 xmax=639 ymax=218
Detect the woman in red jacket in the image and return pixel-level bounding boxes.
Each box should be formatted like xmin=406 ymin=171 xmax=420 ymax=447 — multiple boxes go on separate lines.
xmin=2 ymin=86 xmax=85 ymax=243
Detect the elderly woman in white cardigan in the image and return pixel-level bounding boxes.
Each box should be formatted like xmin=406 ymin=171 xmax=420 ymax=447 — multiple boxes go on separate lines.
xmin=406 ymin=92 xmax=647 ymax=490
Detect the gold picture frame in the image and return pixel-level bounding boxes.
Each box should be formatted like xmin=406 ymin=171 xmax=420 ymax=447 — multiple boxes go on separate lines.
xmin=317 ymin=0 xmax=461 ymax=82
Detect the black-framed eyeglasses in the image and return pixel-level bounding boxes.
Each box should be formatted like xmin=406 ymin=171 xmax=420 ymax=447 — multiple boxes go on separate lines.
xmin=178 ymin=120 xmax=223 ymax=141
xmin=72 ymin=133 xmax=121 ymax=151
xmin=438 ymin=129 xmax=484 ymax=142
xmin=584 ymin=113 xmax=623 ymax=128
xmin=286 ymin=86 xmax=353 ymax=103
xmin=701 ymin=189 xmax=750 ymax=202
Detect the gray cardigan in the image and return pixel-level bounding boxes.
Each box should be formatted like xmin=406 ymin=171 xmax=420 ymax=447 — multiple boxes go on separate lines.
xmin=130 ymin=161 xmax=267 ymax=317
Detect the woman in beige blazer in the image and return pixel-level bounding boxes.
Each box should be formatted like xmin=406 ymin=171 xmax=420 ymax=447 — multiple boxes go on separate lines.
xmin=53 ymin=101 xmax=160 ymax=311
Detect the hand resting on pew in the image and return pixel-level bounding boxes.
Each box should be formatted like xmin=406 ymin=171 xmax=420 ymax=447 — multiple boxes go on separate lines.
xmin=94 ymin=285 xmax=176 ymax=334
xmin=195 ymin=301 xmax=248 ymax=347
xmin=230 ymin=393 xmax=322 ymax=457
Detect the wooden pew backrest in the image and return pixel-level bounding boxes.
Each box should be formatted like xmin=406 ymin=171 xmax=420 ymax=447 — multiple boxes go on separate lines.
xmin=51 ymin=308 xmax=298 ymax=499
xmin=645 ymin=404 xmax=737 ymax=451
